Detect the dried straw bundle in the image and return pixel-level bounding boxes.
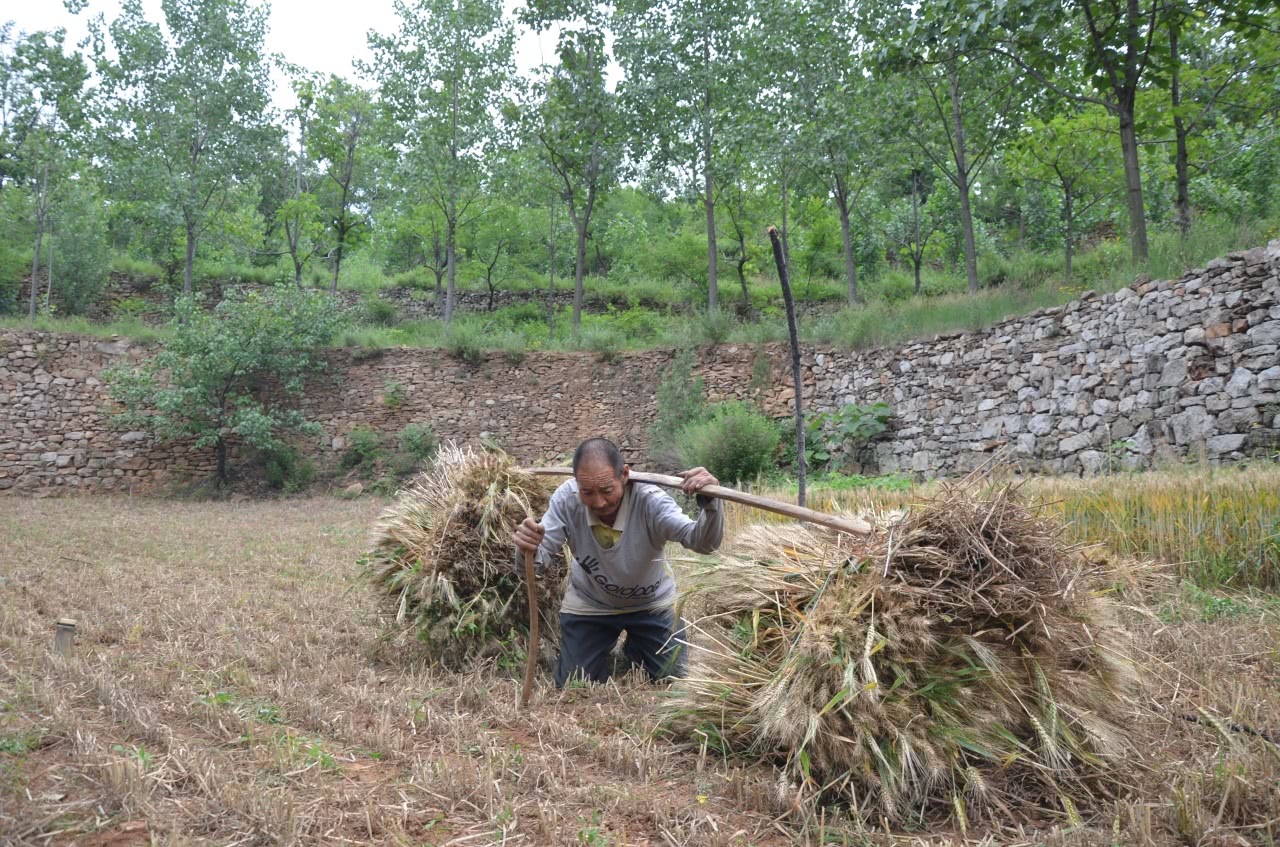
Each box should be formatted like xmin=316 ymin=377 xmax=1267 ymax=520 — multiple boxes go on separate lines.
xmin=669 ymin=481 xmax=1139 ymax=826
xmin=364 ymin=443 xmax=563 ymax=666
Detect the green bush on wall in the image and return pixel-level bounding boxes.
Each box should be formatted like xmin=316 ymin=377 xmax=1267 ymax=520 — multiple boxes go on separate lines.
xmin=675 ymin=401 xmax=782 ymax=485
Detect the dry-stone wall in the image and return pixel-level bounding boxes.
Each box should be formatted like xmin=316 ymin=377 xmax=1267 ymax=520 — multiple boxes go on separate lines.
xmin=2 ymin=241 xmax=1277 ymax=495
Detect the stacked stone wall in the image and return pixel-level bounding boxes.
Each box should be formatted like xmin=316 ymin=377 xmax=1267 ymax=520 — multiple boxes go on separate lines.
xmin=2 ymin=241 xmax=1277 ymax=494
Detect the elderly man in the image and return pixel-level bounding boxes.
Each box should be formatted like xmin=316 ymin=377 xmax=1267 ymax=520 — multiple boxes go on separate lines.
xmin=513 ymin=437 xmax=723 ymax=687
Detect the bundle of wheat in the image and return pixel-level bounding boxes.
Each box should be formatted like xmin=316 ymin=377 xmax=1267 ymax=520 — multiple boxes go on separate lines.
xmin=364 ymin=443 xmax=563 ymax=666
xmin=669 ymin=481 xmax=1139 ymax=828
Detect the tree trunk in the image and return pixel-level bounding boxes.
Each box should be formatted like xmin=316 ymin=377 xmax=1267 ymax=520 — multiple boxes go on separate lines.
xmin=768 ymin=227 xmax=805 ymax=508
xmin=834 ymin=179 xmax=859 ymax=306
xmin=949 ymin=69 xmax=979 ymax=294
xmin=572 ymin=226 xmax=587 ymax=332
xmin=329 ymin=236 xmax=344 ymax=295
xmin=28 ymin=228 xmax=42 ymax=321
xmin=701 ymin=37 xmax=718 ymax=316
xmin=911 ymin=169 xmax=923 ymax=295
xmin=28 ymin=161 xmax=46 ymax=320
xmin=184 ymin=220 xmax=197 ymax=296
xmin=1170 ymin=19 xmax=1191 ymax=238
xmin=444 ymin=217 xmax=458 ymax=324
xmin=44 ymin=226 xmax=53 ymax=310
xmin=1063 ymin=184 xmax=1074 ymax=283
xmin=546 ymin=202 xmax=557 ymax=342
xmin=780 ymin=165 xmax=791 ymax=263
xmin=1117 ymin=100 xmax=1149 ymax=263
xmin=216 ymin=437 xmax=228 ymax=485
xmin=703 ymin=129 xmax=718 ymax=315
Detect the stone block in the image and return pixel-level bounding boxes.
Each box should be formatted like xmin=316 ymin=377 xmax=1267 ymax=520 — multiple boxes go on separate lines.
xmin=1059 ymin=432 xmax=1094 ymax=454
xmin=1169 ymin=406 xmax=1216 ymax=445
xmin=1207 ymin=434 xmax=1246 ymax=454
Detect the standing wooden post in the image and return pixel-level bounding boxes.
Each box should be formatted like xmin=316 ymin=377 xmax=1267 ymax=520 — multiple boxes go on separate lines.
xmin=519 ymin=549 xmax=540 ymax=709
xmin=53 ymin=618 xmax=77 ymax=655
xmin=768 ymin=226 xmax=807 ymax=508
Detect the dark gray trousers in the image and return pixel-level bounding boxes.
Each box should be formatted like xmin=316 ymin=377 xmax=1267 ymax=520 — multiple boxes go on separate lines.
xmin=554 ymin=607 xmax=687 ymax=688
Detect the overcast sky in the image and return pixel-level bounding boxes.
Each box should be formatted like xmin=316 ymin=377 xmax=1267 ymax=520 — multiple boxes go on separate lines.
xmin=5 ymin=0 xmax=569 ymax=110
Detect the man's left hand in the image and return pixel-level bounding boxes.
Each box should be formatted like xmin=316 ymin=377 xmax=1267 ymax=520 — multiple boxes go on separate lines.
xmin=678 ymin=466 xmax=718 ymax=494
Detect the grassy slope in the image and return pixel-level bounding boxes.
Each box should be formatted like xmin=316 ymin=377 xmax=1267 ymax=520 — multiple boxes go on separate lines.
xmin=2 ymin=484 xmax=1278 ymax=845
xmin=6 ymin=216 xmax=1275 ymax=355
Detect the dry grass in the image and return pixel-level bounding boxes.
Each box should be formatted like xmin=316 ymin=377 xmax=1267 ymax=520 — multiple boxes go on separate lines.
xmin=363 ymin=445 xmax=564 ymax=668
xmin=746 ymin=465 xmax=1280 ymax=590
xmin=669 ymin=483 xmax=1138 ymax=830
xmin=1 ymin=489 xmax=1278 ymax=845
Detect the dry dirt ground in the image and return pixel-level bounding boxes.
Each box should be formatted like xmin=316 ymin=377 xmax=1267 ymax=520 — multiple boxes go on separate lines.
xmin=1 ymin=496 xmax=1278 ymax=846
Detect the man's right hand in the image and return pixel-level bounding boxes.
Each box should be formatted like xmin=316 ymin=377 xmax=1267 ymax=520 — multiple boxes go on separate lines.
xmin=513 ymin=517 xmax=545 ymax=554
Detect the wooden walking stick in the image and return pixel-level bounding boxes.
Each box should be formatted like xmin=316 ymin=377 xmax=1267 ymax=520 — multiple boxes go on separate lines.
xmin=519 ymin=547 xmax=539 ymax=709
xmin=520 ymin=468 xmax=872 ymax=536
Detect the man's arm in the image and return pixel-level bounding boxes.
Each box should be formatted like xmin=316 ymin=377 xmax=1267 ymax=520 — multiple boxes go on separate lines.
xmin=649 ymin=468 xmax=724 ymax=554
xmin=515 ymin=483 xmax=571 ymax=572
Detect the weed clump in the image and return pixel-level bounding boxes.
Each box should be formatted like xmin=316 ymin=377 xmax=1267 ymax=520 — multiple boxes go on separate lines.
xmin=362 ymin=443 xmax=564 ymax=667
xmin=668 ymin=478 xmax=1139 ymax=827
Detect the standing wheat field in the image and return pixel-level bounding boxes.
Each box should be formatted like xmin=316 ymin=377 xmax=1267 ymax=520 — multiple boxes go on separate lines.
xmin=1 ymin=482 xmax=1278 ymax=846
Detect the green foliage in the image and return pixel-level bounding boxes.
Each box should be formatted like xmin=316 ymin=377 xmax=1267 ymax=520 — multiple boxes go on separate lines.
xmin=575 ymin=325 xmax=625 ymax=363
xmin=675 ymin=401 xmax=782 ymax=484
xmin=0 ymin=242 xmax=25 ymax=315
xmin=397 ymin=422 xmax=438 ymax=463
xmin=806 ymin=402 xmax=893 ymax=469
xmin=342 ymin=425 xmax=384 ymax=475
xmin=260 ymin=444 xmax=316 ymax=494
xmin=444 ymin=323 xmax=485 ymax=365
xmin=48 ymin=179 xmax=112 ymax=315
xmin=105 ymin=286 xmax=344 ymax=483
xmin=383 ymin=380 xmax=407 ymax=409
xmin=361 ymin=294 xmax=399 ymax=327
xmin=650 ymin=349 xmax=707 ymax=461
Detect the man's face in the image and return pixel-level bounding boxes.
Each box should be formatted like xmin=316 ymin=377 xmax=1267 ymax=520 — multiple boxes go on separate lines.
xmin=575 ymin=458 xmax=629 ymax=522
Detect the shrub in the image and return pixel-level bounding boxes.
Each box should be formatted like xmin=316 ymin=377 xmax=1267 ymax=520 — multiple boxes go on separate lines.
xmin=397 ymin=422 xmax=438 ymax=464
xmin=577 ymin=325 xmax=626 ymax=363
xmin=650 ymin=349 xmax=707 ymax=461
xmin=262 ymin=445 xmax=316 ymax=494
xmin=383 ymin=380 xmax=407 ymax=409
xmin=444 ymin=324 xmax=484 ymax=365
xmin=0 ymin=242 xmax=25 ymax=315
xmin=342 ymin=425 xmax=384 ymax=475
xmin=48 ymin=180 xmax=111 ymax=315
xmin=696 ymin=310 xmax=735 ymax=345
xmin=361 ymin=294 xmax=399 ymax=327
xmin=675 ymin=401 xmax=782 ymax=484
xmin=806 ymin=402 xmax=893 ymax=470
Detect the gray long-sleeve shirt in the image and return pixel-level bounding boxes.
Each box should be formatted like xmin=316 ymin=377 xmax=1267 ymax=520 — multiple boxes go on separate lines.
xmin=532 ymin=479 xmax=724 ymax=615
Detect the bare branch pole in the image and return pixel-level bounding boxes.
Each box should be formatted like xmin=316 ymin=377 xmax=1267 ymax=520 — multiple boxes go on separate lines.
xmin=768 ymin=225 xmax=806 ymax=508
xmin=519 ymin=548 xmax=539 ymax=709
xmin=521 ymin=469 xmax=871 ymax=536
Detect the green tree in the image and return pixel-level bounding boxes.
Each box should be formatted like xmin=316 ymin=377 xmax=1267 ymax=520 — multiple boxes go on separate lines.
xmin=308 ymin=76 xmax=376 ymax=294
xmin=0 ymin=27 xmax=89 ymax=319
xmin=90 ymin=0 xmax=275 ymax=295
xmin=369 ymin=0 xmax=514 ymax=323
xmin=888 ymin=0 xmax=1165 ymax=263
xmin=106 ymin=287 xmax=344 ymax=485
xmin=527 ymin=25 xmax=623 ymax=332
xmin=783 ymin=0 xmax=884 ymax=304
xmin=1008 ymin=107 xmax=1118 ymax=281
xmin=45 ymin=175 xmax=111 ymax=315
xmin=615 ymin=0 xmax=756 ymax=315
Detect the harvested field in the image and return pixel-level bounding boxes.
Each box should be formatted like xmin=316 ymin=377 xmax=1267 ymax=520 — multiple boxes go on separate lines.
xmin=2 ymin=491 xmax=1278 ymax=846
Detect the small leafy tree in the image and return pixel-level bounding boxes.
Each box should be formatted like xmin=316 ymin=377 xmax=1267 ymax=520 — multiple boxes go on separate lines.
xmin=106 ymin=287 xmax=344 ymax=485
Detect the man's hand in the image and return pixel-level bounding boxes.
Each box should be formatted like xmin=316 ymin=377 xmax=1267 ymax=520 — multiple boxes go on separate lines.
xmin=678 ymin=466 xmax=719 ymax=495
xmin=513 ymin=517 xmax=545 ymax=554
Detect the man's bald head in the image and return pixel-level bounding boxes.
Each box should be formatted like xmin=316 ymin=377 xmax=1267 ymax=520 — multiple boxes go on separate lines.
xmin=571 ymin=437 xmax=625 ymax=478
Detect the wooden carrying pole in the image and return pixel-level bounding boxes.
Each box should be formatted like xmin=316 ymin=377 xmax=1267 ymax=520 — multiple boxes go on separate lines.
xmin=519 ymin=548 xmax=540 ymax=709
xmin=521 ymin=468 xmax=872 ymax=537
